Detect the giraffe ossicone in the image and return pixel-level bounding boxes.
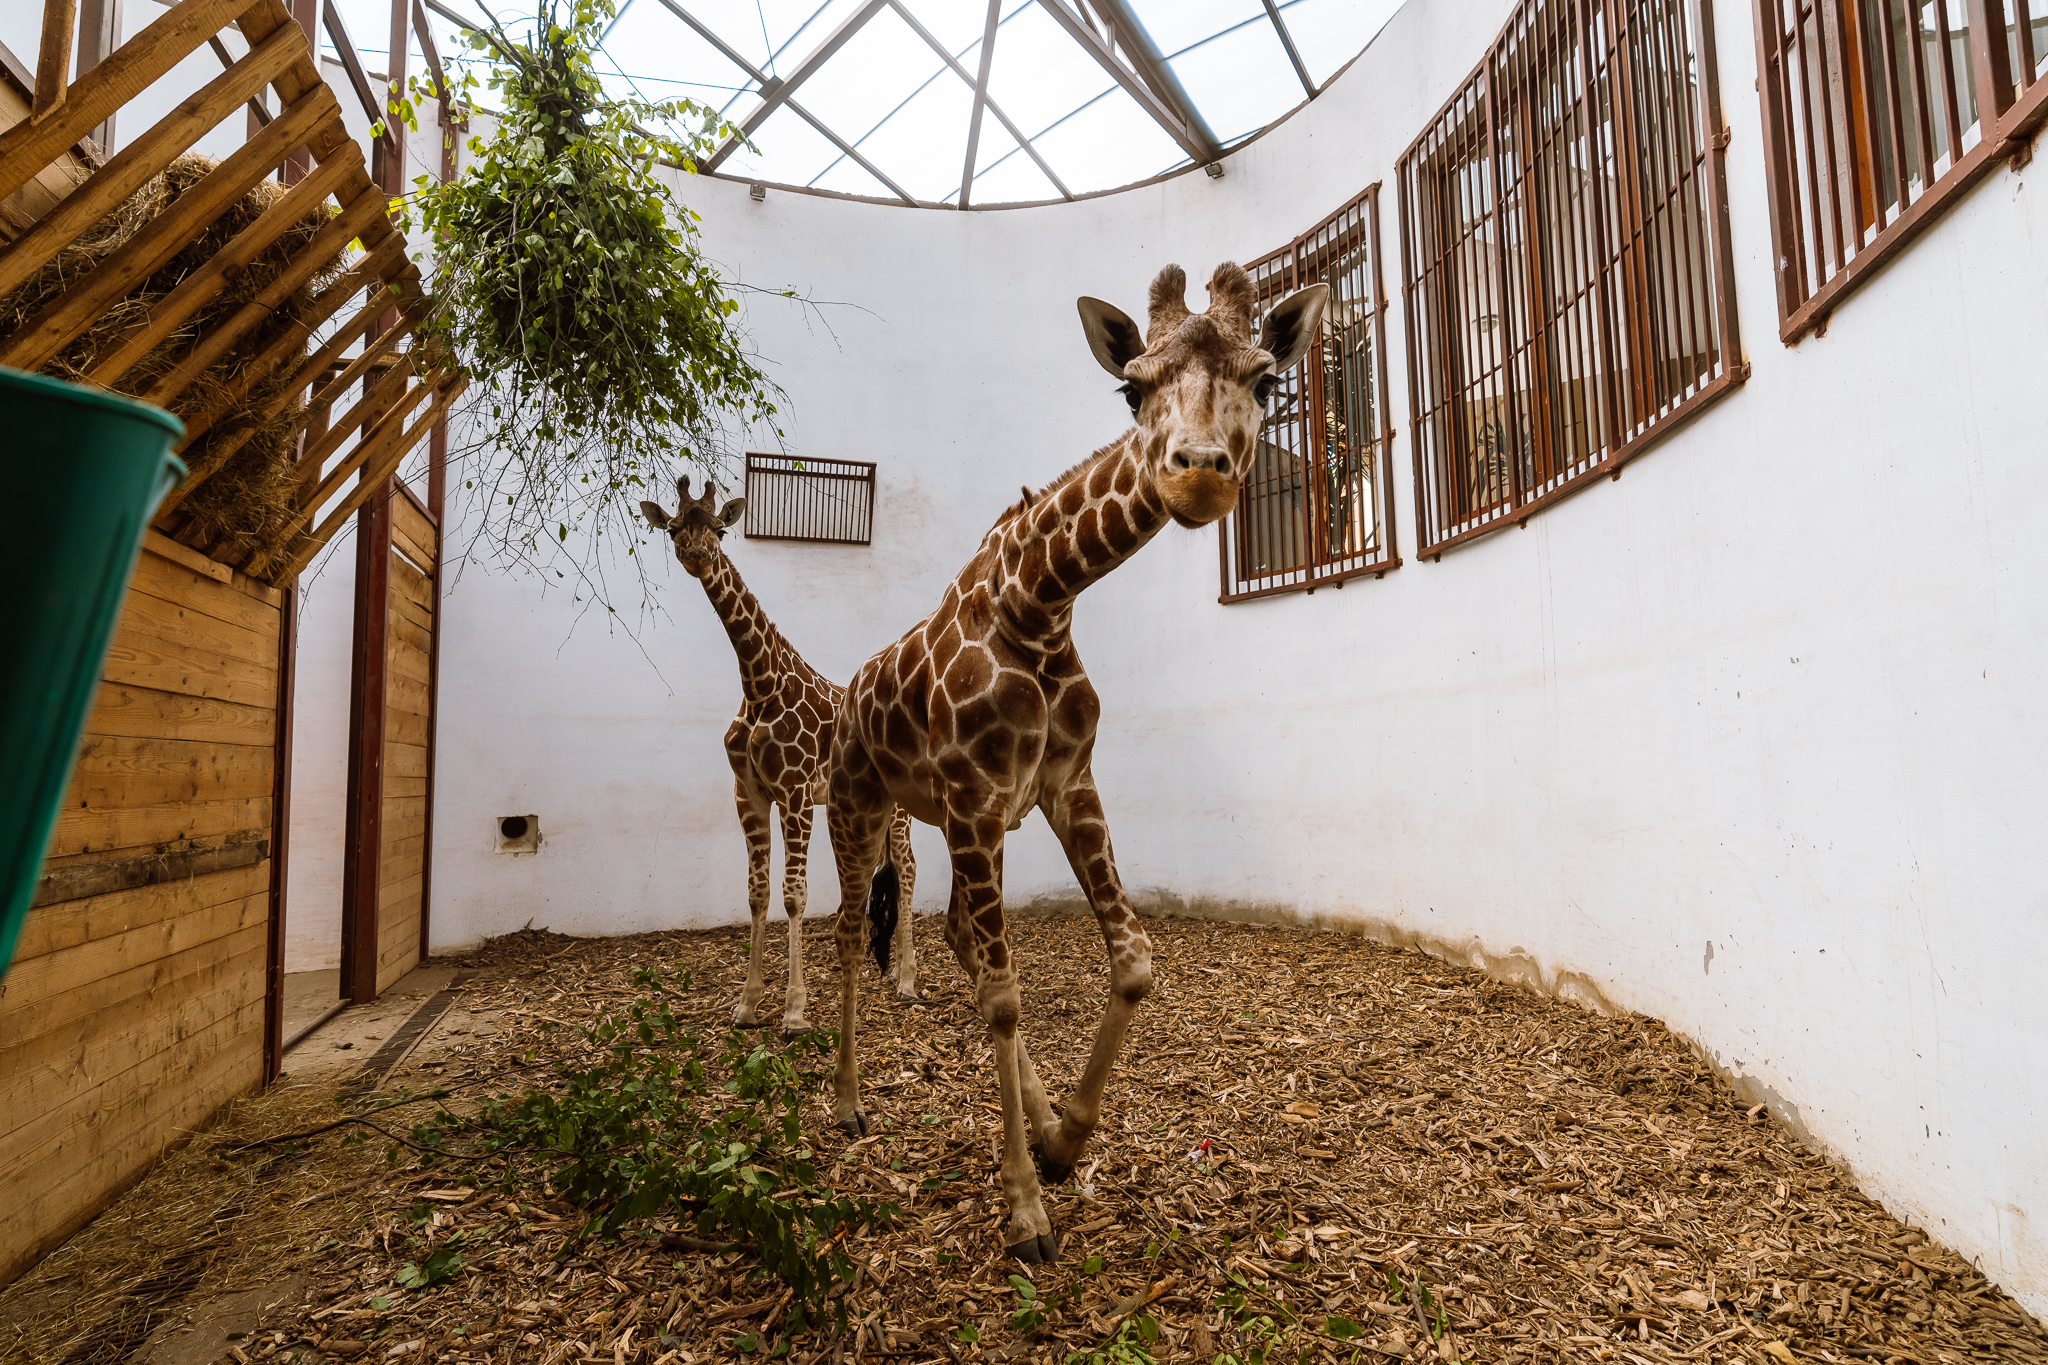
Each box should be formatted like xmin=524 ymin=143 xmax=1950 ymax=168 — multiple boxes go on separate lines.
xmin=639 ymin=475 xmax=918 ymax=1033
xmin=821 ymin=262 xmax=1330 ymax=1262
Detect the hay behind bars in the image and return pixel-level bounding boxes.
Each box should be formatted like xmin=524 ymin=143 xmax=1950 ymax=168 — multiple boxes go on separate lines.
xmin=1 ymin=154 xmax=348 ymax=561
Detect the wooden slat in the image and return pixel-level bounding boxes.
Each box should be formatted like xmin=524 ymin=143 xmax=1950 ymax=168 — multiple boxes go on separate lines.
xmin=9 ymin=859 xmax=268 ymax=970
xmin=306 ymin=308 xmax=421 ymax=421
xmin=85 ymin=136 xmax=355 ymax=386
xmin=386 ymin=610 xmax=431 ymax=658
xmin=292 ymin=354 xmax=418 ymax=502
xmin=140 ymin=175 xmax=385 ymax=414
xmin=82 ymin=682 xmax=275 ymax=747
xmin=117 ymin=579 xmax=281 ymax=672
xmin=0 ymin=891 xmax=266 ymax=1041
xmin=0 ymin=0 xmax=263 ymax=203
xmin=45 ymin=795 xmax=270 ymax=861
xmin=0 ymin=906 xmax=265 ymax=1051
xmin=264 ymin=253 xmax=416 ymax=415
xmin=173 ymin=246 xmax=412 ymax=454
xmin=383 ymin=741 xmax=428 ymax=779
xmin=63 ymin=734 xmax=273 ymax=810
xmin=384 ymin=674 xmax=429 ymax=721
xmin=31 ymin=837 xmax=268 ymax=912
xmin=0 ymin=987 xmax=265 ymax=1284
xmin=129 ymin=549 xmax=277 ymax=636
xmin=0 ymin=20 xmax=308 ymax=302
xmin=0 ymin=83 xmax=338 ymax=372
xmin=391 ymin=496 xmax=436 ymax=570
xmin=385 ymin=709 xmax=430 ymax=747
xmin=277 ymin=375 xmax=465 ymax=580
xmin=101 ymin=620 xmax=277 ymax=708
xmin=386 ymin=642 xmax=430 ymax=687
xmin=33 ymin=0 xmax=81 ymax=123
xmin=1 ymin=954 xmax=265 ymax=1149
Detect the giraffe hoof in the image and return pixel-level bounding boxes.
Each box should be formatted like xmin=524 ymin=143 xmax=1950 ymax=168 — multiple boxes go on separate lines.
xmin=780 ymin=1025 xmax=812 ymax=1044
xmin=836 ymin=1113 xmax=870 ymax=1138
xmin=1006 ymin=1232 xmax=1059 ymax=1264
xmin=1034 ymin=1149 xmax=1073 ymax=1185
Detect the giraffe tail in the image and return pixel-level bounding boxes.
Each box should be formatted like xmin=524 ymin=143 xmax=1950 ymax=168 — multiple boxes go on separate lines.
xmin=865 ymin=859 xmax=900 ymax=977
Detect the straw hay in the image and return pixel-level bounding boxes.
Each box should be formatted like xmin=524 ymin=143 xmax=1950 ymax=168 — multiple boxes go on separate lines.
xmin=0 ymin=154 xmax=346 ymax=558
xmin=3 ymin=916 xmax=2043 ymax=1365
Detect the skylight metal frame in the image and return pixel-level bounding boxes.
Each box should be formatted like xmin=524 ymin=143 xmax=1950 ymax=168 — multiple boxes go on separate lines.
xmin=422 ymin=0 xmax=1351 ymax=208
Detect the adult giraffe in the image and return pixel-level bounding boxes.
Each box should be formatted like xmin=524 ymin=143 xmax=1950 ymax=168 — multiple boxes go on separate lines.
xmin=640 ymin=477 xmax=919 ymax=1034
xmin=822 ymin=263 xmax=1328 ymax=1261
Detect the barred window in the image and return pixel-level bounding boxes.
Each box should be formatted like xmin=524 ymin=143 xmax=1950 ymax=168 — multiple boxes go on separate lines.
xmin=1752 ymin=0 xmax=2047 ymax=340
xmin=742 ymin=454 xmax=877 ymax=545
xmin=1218 ymin=187 xmax=1400 ymax=603
xmin=1397 ymin=0 xmax=1745 ymax=558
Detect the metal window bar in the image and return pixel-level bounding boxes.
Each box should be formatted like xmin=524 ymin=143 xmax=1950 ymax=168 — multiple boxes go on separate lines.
xmin=741 ymin=453 xmax=877 ymax=545
xmin=1752 ymin=0 xmax=2048 ymax=340
xmin=1398 ymin=0 xmax=1745 ymax=559
xmin=1218 ymin=185 xmax=1400 ymax=603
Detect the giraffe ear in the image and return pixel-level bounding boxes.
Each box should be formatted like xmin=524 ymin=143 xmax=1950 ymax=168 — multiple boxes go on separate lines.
xmin=1259 ymin=283 xmax=1331 ymax=373
xmin=638 ymin=501 xmax=673 ymax=530
xmin=1076 ymin=296 xmax=1146 ymax=378
xmin=717 ymin=497 xmax=746 ymax=528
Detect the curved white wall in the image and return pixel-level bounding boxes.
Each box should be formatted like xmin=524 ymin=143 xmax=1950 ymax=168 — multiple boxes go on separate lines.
xmin=416 ymin=0 xmax=2048 ymax=1311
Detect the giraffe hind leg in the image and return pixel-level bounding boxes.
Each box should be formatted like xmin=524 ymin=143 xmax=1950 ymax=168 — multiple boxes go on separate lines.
xmin=733 ymin=781 xmax=773 ymax=1028
xmin=779 ymin=803 xmax=816 ymax=1038
xmin=886 ymin=807 xmax=918 ymax=1001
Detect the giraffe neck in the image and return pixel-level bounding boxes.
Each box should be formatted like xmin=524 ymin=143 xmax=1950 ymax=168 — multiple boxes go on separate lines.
xmin=699 ymin=553 xmax=784 ymax=704
xmin=989 ymin=432 xmax=1173 ymax=647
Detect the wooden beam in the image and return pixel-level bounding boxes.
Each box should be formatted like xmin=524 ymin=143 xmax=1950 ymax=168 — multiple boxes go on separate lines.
xmin=702 ymin=0 xmax=887 ymax=173
xmin=0 ymin=19 xmax=308 ymax=301
xmin=340 ymin=465 xmax=391 ymax=1004
xmin=274 ymin=375 xmax=465 ymax=582
xmin=85 ymin=141 xmax=359 ymax=388
xmin=957 ymin=0 xmax=1001 ymax=209
xmin=293 ymin=356 xmax=422 ymax=509
xmin=172 ymin=245 xmax=413 ymax=454
xmin=76 ymin=0 xmax=122 ymax=148
xmin=139 ymin=180 xmax=389 ymax=410
xmin=321 ymin=0 xmax=396 ymax=153
xmin=34 ymin=0 xmax=81 ymax=123
xmin=304 ymin=308 xmax=420 ymax=419
xmin=412 ymin=0 xmax=450 ymax=101
xmin=0 ymin=0 xmax=263 ymax=202
xmin=0 ymin=84 xmax=339 ymax=372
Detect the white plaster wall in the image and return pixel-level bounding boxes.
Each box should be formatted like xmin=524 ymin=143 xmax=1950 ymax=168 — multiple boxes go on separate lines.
xmin=392 ymin=0 xmax=2045 ymax=1312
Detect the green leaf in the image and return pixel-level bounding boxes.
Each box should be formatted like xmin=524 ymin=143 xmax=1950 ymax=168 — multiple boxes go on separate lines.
xmin=1082 ymin=1255 xmax=1103 ymax=1275
xmin=1324 ymin=1314 xmax=1362 ymax=1339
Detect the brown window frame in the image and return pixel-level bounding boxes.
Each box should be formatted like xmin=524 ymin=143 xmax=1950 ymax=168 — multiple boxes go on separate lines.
xmin=1217 ymin=185 xmax=1402 ymax=604
xmin=1397 ymin=0 xmax=1746 ymax=559
xmin=1752 ymin=0 xmax=2048 ymax=341
xmin=741 ymin=453 xmax=878 ymax=545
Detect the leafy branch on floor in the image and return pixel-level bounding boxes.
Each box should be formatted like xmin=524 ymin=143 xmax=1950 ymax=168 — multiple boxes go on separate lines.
xmin=403 ymin=966 xmax=897 ymax=1327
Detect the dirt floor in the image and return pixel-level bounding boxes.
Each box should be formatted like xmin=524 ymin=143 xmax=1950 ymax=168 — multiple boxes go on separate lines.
xmin=3 ymin=914 xmax=2044 ymax=1365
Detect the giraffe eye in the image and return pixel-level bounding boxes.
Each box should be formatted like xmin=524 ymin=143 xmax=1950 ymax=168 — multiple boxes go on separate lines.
xmin=1116 ymin=382 xmax=1142 ymax=416
xmin=1253 ymin=373 xmax=1279 ymax=407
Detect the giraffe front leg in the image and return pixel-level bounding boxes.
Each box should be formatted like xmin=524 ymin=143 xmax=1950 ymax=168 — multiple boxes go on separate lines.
xmin=733 ymin=782 xmax=773 ymax=1028
xmin=887 ymin=808 xmax=918 ymax=1001
xmin=779 ymin=803 xmax=815 ymax=1038
xmin=1037 ymin=775 xmax=1154 ymax=1171
xmin=946 ymin=805 xmax=1056 ymax=1261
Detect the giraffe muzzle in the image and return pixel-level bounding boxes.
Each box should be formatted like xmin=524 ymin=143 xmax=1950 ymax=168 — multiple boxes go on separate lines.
xmin=1161 ymin=451 xmax=1240 ymax=528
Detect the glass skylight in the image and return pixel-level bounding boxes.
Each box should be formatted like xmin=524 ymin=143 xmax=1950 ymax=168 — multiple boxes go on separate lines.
xmin=326 ymin=0 xmax=1407 ymax=206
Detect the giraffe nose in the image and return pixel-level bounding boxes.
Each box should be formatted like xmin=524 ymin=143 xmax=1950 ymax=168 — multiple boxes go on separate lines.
xmin=1171 ymin=445 xmax=1231 ymax=476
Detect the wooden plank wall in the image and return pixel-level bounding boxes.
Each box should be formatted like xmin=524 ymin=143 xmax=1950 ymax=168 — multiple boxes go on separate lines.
xmin=0 ymin=535 xmax=281 ymax=1286
xmin=376 ymin=491 xmax=435 ymax=994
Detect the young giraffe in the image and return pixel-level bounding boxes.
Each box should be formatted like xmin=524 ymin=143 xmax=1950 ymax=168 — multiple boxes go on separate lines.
xmin=819 ymin=263 xmax=1328 ymax=1260
xmin=640 ymin=477 xmax=919 ymax=1033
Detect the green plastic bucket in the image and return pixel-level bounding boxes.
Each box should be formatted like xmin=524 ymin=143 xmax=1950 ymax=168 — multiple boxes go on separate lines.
xmin=0 ymin=367 xmax=187 ymax=979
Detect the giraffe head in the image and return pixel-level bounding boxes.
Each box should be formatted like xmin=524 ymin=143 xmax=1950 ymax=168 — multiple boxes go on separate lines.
xmin=639 ymin=476 xmax=746 ymax=578
xmin=1077 ymin=263 xmax=1329 ymax=527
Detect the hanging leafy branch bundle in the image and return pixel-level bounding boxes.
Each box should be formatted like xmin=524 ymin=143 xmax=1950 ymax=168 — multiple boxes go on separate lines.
xmin=395 ymin=0 xmax=780 ymax=587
